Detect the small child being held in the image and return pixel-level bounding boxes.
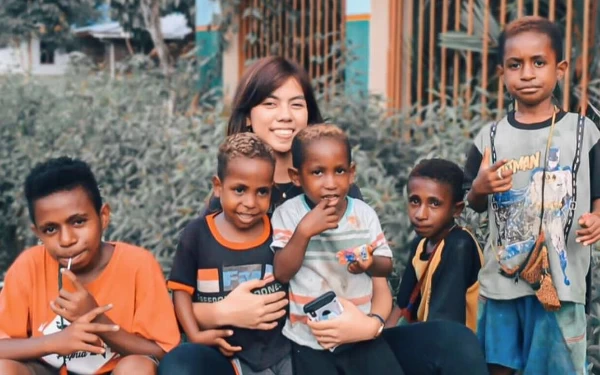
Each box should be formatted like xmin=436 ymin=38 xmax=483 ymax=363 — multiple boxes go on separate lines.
xmin=0 ymin=157 xmax=180 ymax=375
xmin=386 ymin=159 xmax=483 ymax=331
xmin=271 ymin=124 xmax=402 ymax=375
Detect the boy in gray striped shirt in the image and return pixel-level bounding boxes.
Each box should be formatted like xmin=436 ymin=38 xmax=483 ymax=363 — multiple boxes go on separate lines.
xmin=271 ymin=125 xmax=402 ymax=375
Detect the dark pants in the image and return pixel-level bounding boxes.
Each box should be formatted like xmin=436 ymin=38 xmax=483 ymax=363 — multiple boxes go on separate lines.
xmin=158 ymin=343 xmax=236 ymax=375
xmin=158 ymin=321 xmax=488 ymax=375
xmin=382 ymin=320 xmax=489 ymax=375
xmin=292 ymin=336 xmax=404 ymax=375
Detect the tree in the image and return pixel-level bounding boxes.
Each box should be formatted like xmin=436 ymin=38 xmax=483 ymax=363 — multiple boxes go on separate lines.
xmin=110 ymin=0 xmax=195 ymax=76
xmin=0 ymin=0 xmax=98 ymax=49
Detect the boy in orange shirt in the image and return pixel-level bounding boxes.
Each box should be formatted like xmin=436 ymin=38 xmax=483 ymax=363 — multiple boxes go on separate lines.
xmin=0 ymin=157 xmax=180 ymax=374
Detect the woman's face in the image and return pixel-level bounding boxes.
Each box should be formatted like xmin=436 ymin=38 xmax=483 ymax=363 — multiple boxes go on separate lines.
xmin=248 ymin=77 xmax=309 ymax=154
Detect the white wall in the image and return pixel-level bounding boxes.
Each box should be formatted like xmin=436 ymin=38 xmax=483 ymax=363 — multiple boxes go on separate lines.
xmin=0 ymin=37 xmax=70 ymax=75
xmin=369 ymin=0 xmax=388 ymax=97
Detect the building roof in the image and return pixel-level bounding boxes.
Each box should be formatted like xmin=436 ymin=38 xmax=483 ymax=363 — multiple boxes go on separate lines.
xmin=73 ymin=13 xmax=192 ymax=40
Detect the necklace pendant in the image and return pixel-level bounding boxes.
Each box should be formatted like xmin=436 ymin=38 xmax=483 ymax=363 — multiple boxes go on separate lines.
xmin=282 ymin=192 xmax=287 ymax=199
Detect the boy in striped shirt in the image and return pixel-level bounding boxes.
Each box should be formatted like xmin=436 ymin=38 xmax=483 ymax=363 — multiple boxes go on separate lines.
xmin=272 ymin=125 xmax=401 ymax=375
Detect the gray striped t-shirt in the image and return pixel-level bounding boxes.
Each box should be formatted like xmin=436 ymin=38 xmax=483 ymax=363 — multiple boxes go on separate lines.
xmin=271 ymin=195 xmax=393 ymax=349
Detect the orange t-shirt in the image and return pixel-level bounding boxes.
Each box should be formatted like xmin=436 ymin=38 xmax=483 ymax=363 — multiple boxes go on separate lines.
xmin=0 ymin=242 xmax=180 ymax=374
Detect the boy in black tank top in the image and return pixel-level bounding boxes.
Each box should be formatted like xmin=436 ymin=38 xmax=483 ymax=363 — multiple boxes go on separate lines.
xmin=166 ymin=133 xmax=291 ymax=375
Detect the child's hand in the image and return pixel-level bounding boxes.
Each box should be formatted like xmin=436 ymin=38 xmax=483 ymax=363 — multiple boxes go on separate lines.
xmin=53 ymin=304 xmax=119 ymax=356
xmin=189 ymin=329 xmax=242 ymax=357
xmin=298 ymin=199 xmax=339 ymax=238
xmin=347 ymin=248 xmax=374 ymax=274
xmin=50 ymin=269 xmax=99 ymax=322
xmin=472 ymin=148 xmax=513 ymax=195
xmin=576 ymin=212 xmax=600 ymax=246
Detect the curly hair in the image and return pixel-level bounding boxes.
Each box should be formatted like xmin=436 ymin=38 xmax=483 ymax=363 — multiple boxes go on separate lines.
xmin=409 ymin=158 xmax=465 ymax=203
xmin=497 ymin=16 xmax=563 ymax=65
xmin=291 ymin=124 xmax=351 ymax=169
xmin=217 ymin=132 xmax=276 ymax=180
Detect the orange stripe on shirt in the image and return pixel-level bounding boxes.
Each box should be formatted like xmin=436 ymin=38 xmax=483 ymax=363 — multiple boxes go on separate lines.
xmin=231 ymin=360 xmax=241 ymax=375
xmin=348 ymin=294 xmax=372 ymax=306
xmin=566 ymin=333 xmax=585 ymax=343
xmin=273 ymin=229 xmax=293 ymax=236
xmin=289 ymin=292 xmax=372 ymax=306
xmin=197 ymin=269 xmax=219 ymax=281
xmin=167 ymin=281 xmax=194 ymax=295
xmin=289 ymin=313 xmax=309 ymax=324
xmin=373 ymin=232 xmax=386 ymax=247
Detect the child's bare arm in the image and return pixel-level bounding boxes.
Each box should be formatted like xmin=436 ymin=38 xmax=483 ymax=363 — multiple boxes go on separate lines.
xmin=0 ymin=336 xmax=57 ymax=360
xmin=172 ymin=291 xmax=240 ymax=356
xmin=370 ymin=277 xmax=392 ymax=320
xmin=0 ymin=305 xmax=116 ymax=361
xmin=93 ymin=313 xmax=165 ymax=359
xmin=273 ymin=229 xmax=311 ymax=283
xmin=385 ymin=248 xmax=418 ymax=327
xmin=366 ymin=256 xmax=393 ymax=277
xmin=191 ymin=277 xmax=287 ymax=331
xmin=274 ymin=200 xmax=339 ymax=283
xmin=174 ymin=292 xmax=233 ymax=342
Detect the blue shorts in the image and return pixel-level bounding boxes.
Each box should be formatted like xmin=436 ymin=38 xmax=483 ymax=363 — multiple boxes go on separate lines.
xmin=477 ymin=296 xmax=587 ymax=375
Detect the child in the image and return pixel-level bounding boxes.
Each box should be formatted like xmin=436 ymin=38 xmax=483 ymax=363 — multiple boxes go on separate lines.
xmin=464 ymin=16 xmax=600 ymax=375
xmin=271 ymin=124 xmax=402 ymax=375
xmin=386 ymin=159 xmax=483 ymax=332
xmin=0 ymin=157 xmax=180 ymax=375
xmin=166 ymin=133 xmax=292 ymax=375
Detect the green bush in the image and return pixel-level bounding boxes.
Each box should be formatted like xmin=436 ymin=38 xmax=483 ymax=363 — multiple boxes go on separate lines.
xmin=0 ymin=65 xmax=220 ymax=272
xmin=0 ymin=64 xmax=423 ymax=278
xmin=0 ymin=68 xmax=486 ymax=285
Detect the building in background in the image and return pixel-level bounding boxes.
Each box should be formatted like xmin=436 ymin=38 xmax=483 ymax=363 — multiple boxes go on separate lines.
xmin=0 ymin=38 xmax=72 ymax=76
xmin=197 ymin=0 xmax=596 ymax=116
xmin=196 ymin=0 xmax=372 ymax=101
xmin=0 ymin=5 xmax=192 ymax=78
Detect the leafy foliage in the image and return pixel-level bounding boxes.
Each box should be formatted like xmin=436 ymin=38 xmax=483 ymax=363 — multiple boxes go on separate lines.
xmin=0 ymin=59 xmax=490 ymax=288
xmin=0 ymin=0 xmax=98 ymax=48
xmin=0 ymin=58 xmax=212 ymax=272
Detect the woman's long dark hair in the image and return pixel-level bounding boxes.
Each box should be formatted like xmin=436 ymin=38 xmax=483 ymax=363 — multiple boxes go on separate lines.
xmin=227 ymin=56 xmax=324 ymax=135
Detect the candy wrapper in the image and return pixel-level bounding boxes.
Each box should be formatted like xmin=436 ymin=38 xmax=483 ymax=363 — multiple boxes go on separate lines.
xmin=336 ymin=244 xmax=372 ymax=265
